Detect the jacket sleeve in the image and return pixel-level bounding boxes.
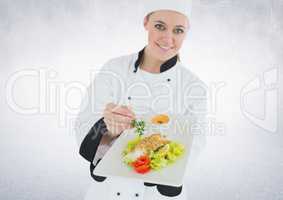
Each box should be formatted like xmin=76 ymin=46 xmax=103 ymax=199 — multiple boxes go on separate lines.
xmin=74 ymin=61 xmax=114 ymax=162
xmin=79 ymin=118 xmax=108 ymax=162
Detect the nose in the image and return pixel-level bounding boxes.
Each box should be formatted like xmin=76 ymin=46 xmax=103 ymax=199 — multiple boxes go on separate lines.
xmin=160 ymin=30 xmax=174 ymax=45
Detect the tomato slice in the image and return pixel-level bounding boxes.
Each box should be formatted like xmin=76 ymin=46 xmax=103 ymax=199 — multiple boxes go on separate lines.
xmin=134 ymin=164 xmax=151 ymax=174
xmin=132 ymin=160 xmax=142 ymax=168
xmin=131 ymin=155 xmax=151 ymax=174
xmin=132 ymin=155 xmax=150 ymax=168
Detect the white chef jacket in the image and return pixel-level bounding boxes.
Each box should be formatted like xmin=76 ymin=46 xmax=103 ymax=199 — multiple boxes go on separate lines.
xmin=75 ymin=49 xmax=208 ymax=200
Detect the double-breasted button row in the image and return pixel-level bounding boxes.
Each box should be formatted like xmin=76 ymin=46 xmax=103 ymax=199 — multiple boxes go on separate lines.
xmin=116 ymin=192 xmax=139 ymax=197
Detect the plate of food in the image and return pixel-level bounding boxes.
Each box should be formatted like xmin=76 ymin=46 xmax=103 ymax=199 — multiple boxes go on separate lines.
xmin=93 ymin=114 xmax=193 ymax=186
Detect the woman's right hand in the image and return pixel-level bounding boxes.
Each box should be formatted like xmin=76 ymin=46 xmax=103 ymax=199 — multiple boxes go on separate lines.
xmin=103 ymin=103 xmax=135 ymax=138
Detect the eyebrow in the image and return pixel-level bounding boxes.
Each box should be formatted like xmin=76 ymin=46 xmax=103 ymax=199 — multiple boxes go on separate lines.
xmin=154 ymin=20 xmax=186 ymax=29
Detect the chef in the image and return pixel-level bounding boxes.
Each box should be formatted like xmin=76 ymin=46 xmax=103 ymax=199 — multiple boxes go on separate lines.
xmin=75 ymin=1 xmax=208 ymax=199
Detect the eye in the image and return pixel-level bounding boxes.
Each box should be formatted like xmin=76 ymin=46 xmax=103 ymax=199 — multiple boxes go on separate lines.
xmin=174 ymin=28 xmax=184 ymax=34
xmin=154 ymin=24 xmax=166 ymax=31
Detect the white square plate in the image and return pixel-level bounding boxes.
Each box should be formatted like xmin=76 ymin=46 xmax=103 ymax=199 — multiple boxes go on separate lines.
xmin=93 ymin=114 xmax=193 ymax=187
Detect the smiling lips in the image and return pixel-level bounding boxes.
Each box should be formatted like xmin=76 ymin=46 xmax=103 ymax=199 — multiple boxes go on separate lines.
xmin=155 ymin=42 xmax=173 ymax=52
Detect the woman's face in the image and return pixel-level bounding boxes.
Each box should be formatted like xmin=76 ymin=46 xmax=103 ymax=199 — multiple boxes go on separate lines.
xmin=144 ymin=10 xmax=189 ymax=61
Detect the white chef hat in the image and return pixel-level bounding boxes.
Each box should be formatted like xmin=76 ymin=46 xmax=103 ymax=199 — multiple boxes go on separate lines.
xmin=141 ymin=0 xmax=192 ymax=19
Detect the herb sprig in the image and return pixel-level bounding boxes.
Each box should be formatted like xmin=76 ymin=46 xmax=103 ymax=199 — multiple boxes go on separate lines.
xmin=131 ymin=119 xmax=145 ymax=136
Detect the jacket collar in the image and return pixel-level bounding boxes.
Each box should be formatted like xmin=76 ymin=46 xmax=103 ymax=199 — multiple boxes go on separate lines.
xmin=133 ymin=47 xmax=178 ymax=73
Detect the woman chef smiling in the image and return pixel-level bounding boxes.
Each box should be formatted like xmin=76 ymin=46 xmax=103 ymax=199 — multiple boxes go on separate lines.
xmin=75 ymin=0 xmax=208 ymax=199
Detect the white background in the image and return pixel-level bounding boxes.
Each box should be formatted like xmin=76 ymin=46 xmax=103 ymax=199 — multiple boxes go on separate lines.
xmin=0 ymin=0 xmax=282 ymax=199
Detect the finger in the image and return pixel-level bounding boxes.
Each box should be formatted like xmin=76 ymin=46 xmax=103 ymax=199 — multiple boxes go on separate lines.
xmin=109 ymin=113 xmax=134 ymax=124
xmin=104 ymin=118 xmax=131 ymax=129
xmin=105 ymin=104 xmax=135 ymax=120
xmin=104 ymin=111 xmax=132 ymax=124
xmin=126 ymin=105 xmax=136 ymax=118
xmin=105 ymin=103 xmax=117 ymax=111
xmin=103 ymin=109 xmax=112 ymax=119
xmin=107 ymin=126 xmax=122 ymax=137
xmin=104 ymin=118 xmax=131 ymax=132
xmin=104 ymin=121 xmax=127 ymax=137
xmin=112 ymin=105 xmax=135 ymax=118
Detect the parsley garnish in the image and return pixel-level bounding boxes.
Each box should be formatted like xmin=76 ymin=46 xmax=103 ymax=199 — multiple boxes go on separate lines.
xmin=131 ymin=119 xmax=145 ymax=136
